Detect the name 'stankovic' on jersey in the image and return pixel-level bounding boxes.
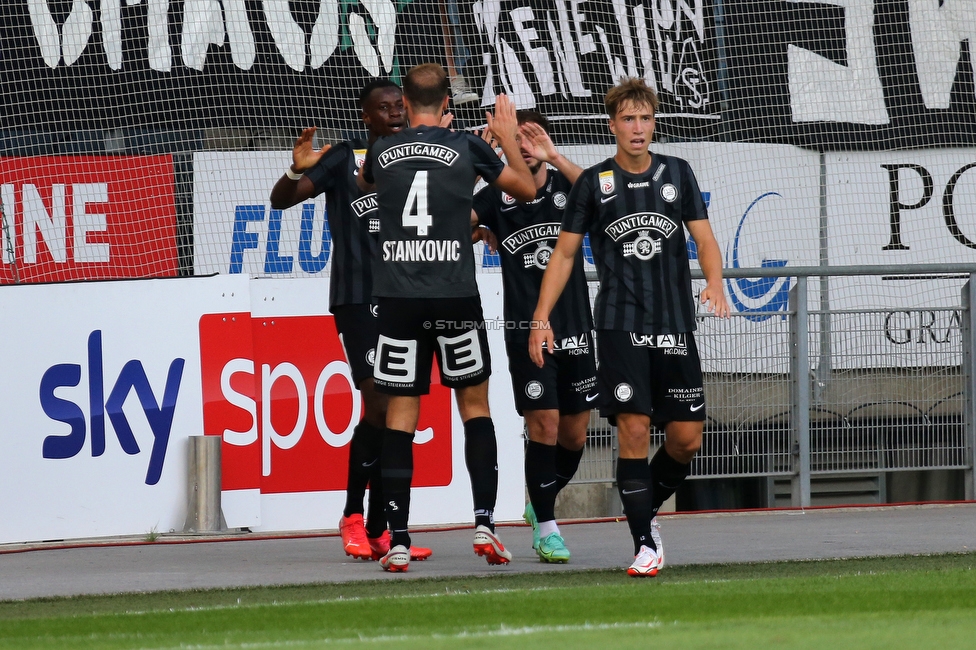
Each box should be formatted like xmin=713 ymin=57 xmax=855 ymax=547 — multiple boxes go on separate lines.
xmin=382 ymin=239 xmax=461 ymax=262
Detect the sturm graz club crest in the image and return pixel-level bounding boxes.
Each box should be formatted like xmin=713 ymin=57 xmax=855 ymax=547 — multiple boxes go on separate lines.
xmin=623 ymin=230 xmax=662 ymax=260
xmin=524 ymin=243 xmax=553 ymax=269
xmin=661 ymin=183 xmax=677 ymax=203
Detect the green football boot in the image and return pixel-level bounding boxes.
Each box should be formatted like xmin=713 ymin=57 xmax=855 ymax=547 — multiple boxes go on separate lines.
xmin=536 ymin=532 xmax=571 ymax=563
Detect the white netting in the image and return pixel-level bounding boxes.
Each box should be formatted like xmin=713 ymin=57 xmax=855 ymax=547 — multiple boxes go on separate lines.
xmin=1 ymin=0 xmax=975 ymax=294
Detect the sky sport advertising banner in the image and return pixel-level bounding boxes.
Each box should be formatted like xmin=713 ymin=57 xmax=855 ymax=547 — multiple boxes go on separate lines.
xmin=0 ymin=155 xmax=178 ymax=284
xmin=0 ymin=271 xmax=522 ymax=544
xmin=3 ymin=1 xmax=975 ymax=147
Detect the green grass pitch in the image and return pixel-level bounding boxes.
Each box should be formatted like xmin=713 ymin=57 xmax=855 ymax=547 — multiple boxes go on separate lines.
xmin=1 ymin=553 xmax=974 ymax=648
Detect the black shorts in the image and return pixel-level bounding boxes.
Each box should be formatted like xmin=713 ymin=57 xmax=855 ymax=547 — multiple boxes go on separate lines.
xmin=332 ymin=303 xmax=380 ymax=387
xmin=596 ymin=329 xmax=705 ymax=427
xmin=506 ymin=332 xmax=599 ymax=416
xmin=373 ymin=296 xmax=492 ymax=395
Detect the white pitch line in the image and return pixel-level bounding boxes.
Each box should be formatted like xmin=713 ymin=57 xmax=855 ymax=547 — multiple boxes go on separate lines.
xmin=153 ymin=620 xmax=662 ymax=649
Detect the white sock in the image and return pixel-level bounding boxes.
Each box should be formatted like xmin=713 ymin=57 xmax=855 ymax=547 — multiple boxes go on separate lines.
xmin=538 ymin=519 xmax=559 ymax=538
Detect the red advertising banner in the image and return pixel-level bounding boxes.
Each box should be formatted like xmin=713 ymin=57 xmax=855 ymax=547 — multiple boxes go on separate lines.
xmin=200 ymin=312 xmax=453 ymax=495
xmin=0 ymin=156 xmax=178 ymax=283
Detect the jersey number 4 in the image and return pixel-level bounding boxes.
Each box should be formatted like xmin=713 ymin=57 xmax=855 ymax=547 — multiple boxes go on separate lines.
xmin=402 ymin=170 xmax=432 ymax=236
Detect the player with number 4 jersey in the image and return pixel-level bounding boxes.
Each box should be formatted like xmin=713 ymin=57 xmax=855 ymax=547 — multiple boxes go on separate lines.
xmin=358 ymin=63 xmax=535 ymax=573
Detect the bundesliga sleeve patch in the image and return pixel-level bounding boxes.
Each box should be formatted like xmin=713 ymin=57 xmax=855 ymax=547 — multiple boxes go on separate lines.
xmin=354 ymin=149 xmax=367 ymax=169
xmin=599 ymin=170 xmax=615 ymax=195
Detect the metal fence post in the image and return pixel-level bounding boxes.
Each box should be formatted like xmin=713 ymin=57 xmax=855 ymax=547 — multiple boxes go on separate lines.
xmin=962 ymin=276 xmax=976 ymax=500
xmin=184 ymin=435 xmax=225 ymax=533
xmin=789 ymin=277 xmax=811 ymax=507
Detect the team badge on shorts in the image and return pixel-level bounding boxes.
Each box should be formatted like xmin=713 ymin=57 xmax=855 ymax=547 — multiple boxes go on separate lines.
xmin=599 ymin=170 xmax=615 ymax=195
xmin=661 ymin=183 xmax=677 ymax=202
xmin=552 ymin=192 xmax=567 ymax=209
xmin=614 ymin=383 xmax=634 ymax=402
xmin=525 ymin=380 xmax=544 ymax=399
xmin=366 ymin=348 xmax=376 ymax=366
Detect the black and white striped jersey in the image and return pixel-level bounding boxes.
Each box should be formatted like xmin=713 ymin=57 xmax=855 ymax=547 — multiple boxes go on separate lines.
xmin=304 ymin=139 xmax=377 ymax=310
xmin=363 ymin=126 xmax=504 ymax=299
xmin=562 ymin=154 xmax=707 ymax=335
xmin=473 ymin=168 xmax=592 ymax=342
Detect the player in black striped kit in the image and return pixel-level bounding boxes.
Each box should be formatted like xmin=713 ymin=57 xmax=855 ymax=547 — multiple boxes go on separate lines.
xmin=358 ymin=63 xmax=535 ymax=572
xmin=472 ymin=110 xmax=595 ymax=563
xmin=270 ymin=79 xmax=431 ymax=564
xmin=530 ymin=78 xmax=730 ymax=577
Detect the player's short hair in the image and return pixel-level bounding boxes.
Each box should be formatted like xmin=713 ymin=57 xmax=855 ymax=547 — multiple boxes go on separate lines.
xmin=517 ymin=110 xmax=550 ymax=134
xmin=604 ymin=78 xmax=659 ymax=119
xmin=404 ymin=63 xmax=450 ymax=112
xmin=358 ymin=78 xmax=401 ymax=109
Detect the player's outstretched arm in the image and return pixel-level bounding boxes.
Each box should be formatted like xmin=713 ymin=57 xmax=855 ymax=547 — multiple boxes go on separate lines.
xmin=270 ymin=127 xmax=331 ymax=209
xmin=686 ymin=219 xmax=731 ymax=318
xmin=487 ymin=95 xmax=536 ymax=201
xmin=519 ymin=122 xmax=584 ymax=184
xmin=529 ymin=230 xmax=584 ymax=367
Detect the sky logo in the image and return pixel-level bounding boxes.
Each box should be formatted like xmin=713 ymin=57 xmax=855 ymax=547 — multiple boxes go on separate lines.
xmin=724 ymin=192 xmax=791 ymax=322
xmin=38 ymin=330 xmax=185 ymax=485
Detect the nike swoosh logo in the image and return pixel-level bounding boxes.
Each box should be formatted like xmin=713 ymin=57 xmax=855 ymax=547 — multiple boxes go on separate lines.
xmin=500 ymin=205 xmax=518 ymax=212
xmin=540 ymin=480 xmax=557 ymax=489
xmin=600 ymin=195 xmax=617 ymax=203
xmin=690 ymin=403 xmax=704 ymax=412
xmin=585 ymin=393 xmax=599 ymax=402
xmin=362 ymin=459 xmax=378 ymax=468
xmin=621 ymin=488 xmax=647 ymax=495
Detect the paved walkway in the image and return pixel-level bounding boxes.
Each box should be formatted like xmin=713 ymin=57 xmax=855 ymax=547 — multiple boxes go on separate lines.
xmin=1 ymin=503 xmax=973 ymax=601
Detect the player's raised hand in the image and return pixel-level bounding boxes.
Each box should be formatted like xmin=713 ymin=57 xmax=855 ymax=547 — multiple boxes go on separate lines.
xmin=292 ymin=127 xmax=331 ymax=173
xmin=440 ymin=111 xmax=455 ymax=129
xmin=486 ymin=93 xmax=519 ymax=144
xmin=519 ymin=121 xmax=557 ymax=162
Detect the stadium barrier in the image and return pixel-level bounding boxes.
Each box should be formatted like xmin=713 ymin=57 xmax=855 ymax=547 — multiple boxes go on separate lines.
xmin=573 ymin=264 xmax=976 ymax=509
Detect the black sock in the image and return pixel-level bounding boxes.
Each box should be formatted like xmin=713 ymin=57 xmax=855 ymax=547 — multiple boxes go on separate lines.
xmin=554 ymin=442 xmax=584 ymax=492
xmin=381 ymin=428 xmax=414 ymax=549
xmin=616 ymin=457 xmax=655 ymax=554
xmin=649 ymin=446 xmax=691 ymax=518
xmin=525 ymin=441 xmax=558 ymax=522
xmin=343 ymin=421 xmax=381 ymax=518
xmin=359 ymin=422 xmax=387 ymax=538
xmin=464 ymin=417 xmax=498 ymax=531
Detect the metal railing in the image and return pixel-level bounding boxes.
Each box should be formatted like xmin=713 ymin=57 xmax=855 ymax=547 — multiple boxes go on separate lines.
xmin=573 ymin=264 xmax=976 ymax=507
